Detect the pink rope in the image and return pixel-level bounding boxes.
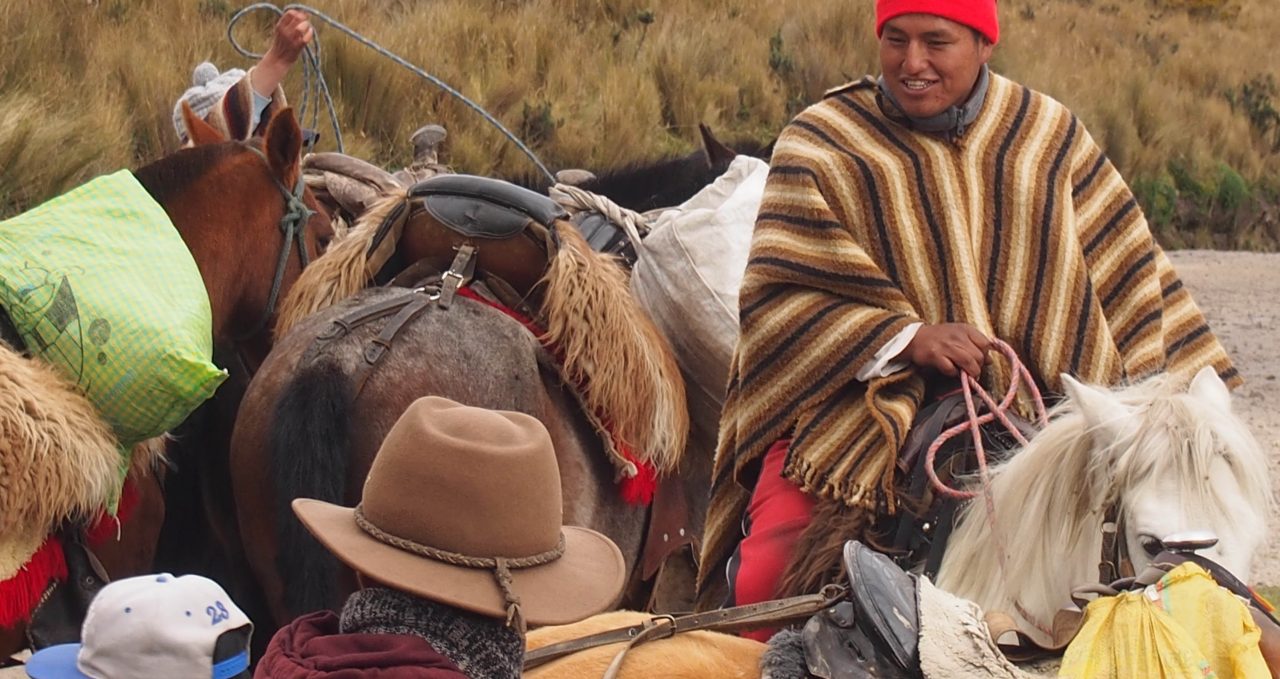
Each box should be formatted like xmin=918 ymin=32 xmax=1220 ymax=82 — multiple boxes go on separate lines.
xmin=921 ymin=339 xmax=1054 ymax=636
xmin=923 ymin=339 xmax=1048 ymax=501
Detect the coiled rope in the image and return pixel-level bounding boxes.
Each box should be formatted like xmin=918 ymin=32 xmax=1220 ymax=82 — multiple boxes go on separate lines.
xmin=227 ymin=3 xmax=557 ymax=184
xmin=548 ymin=182 xmax=654 ymax=247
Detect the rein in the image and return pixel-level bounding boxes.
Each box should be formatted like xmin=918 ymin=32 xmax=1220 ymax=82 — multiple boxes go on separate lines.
xmin=236 ymin=144 xmax=315 ymax=341
xmin=924 ymin=339 xmax=1049 ymax=503
xmin=923 ymin=343 xmax=1143 ymax=638
xmin=924 ymin=339 xmax=1052 ymax=634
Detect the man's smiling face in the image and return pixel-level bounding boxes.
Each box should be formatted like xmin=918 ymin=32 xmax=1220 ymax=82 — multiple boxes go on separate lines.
xmin=879 ymin=13 xmax=993 ymax=119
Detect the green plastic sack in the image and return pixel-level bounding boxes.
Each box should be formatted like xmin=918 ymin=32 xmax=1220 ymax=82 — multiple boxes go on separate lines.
xmin=0 ymin=169 xmax=227 ymax=448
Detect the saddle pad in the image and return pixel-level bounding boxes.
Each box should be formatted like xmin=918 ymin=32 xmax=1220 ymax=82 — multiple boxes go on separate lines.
xmin=0 ymin=170 xmax=226 ymax=448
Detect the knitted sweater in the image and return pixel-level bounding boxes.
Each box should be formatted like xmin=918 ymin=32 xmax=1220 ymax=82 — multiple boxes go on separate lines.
xmin=697 ymin=72 xmax=1237 ymax=601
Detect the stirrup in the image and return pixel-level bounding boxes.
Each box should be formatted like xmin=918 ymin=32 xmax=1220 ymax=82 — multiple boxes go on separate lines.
xmin=800 ymin=541 xmax=922 ymax=678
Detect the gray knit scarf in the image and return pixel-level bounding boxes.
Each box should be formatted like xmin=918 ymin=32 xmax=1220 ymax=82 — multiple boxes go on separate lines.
xmin=340 ymin=587 xmax=523 ymax=679
xmin=877 ymin=64 xmax=990 ymax=138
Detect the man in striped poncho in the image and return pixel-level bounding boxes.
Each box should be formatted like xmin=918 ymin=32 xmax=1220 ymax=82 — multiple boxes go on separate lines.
xmin=696 ymin=0 xmax=1238 ymax=631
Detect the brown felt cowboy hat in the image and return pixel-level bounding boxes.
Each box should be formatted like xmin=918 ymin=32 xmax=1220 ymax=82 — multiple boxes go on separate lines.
xmin=292 ymin=396 xmax=625 ymax=628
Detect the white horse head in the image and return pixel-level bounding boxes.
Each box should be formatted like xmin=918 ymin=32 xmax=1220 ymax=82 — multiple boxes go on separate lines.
xmin=935 ymin=366 xmax=1272 ymax=645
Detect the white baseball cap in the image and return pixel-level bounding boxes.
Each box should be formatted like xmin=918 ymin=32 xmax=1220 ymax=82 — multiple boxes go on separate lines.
xmin=25 ymin=573 xmax=253 ymax=679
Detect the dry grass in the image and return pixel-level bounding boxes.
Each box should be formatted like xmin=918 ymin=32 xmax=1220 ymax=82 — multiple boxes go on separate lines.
xmin=2 ymin=0 xmax=1278 ymax=245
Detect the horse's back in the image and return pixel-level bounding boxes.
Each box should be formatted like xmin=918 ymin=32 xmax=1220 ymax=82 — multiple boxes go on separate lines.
xmin=525 ymin=610 xmax=766 ymax=679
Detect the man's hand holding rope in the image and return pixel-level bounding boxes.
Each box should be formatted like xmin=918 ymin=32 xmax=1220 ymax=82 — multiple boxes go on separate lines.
xmin=905 ymin=322 xmax=994 ymax=378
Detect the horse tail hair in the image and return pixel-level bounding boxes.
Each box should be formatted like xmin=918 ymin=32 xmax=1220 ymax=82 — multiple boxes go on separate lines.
xmin=268 ymin=359 xmax=352 ymax=616
xmin=275 ymin=187 xmax=409 ymax=337
xmin=539 ymin=222 xmax=689 ymax=473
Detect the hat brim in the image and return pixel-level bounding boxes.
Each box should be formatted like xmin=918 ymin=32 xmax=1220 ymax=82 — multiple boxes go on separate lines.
xmin=24 ymin=644 xmax=89 ymax=679
xmin=293 ymin=499 xmax=626 ymax=626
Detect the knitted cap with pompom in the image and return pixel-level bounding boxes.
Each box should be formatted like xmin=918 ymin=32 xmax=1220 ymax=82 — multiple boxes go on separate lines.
xmin=171 ymin=62 xmax=247 ymax=142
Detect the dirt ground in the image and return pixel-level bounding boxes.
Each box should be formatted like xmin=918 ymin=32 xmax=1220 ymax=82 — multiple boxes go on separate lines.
xmin=1167 ymin=250 xmax=1280 ymax=587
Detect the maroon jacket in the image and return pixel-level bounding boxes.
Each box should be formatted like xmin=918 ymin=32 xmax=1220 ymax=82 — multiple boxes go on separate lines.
xmin=254 ymin=611 xmax=470 ymax=679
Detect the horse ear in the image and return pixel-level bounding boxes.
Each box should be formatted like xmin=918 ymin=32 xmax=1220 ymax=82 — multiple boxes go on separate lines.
xmin=221 ymin=88 xmax=254 ymax=142
xmin=181 ymin=101 xmax=226 ymax=147
xmin=263 ymin=107 xmax=303 ymax=187
xmin=1061 ymin=373 xmax=1135 ymax=439
xmin=699 ymin=123 xmax=737 ymax=169
xmin=1188 ymin=365 xmax=1232 ymax=413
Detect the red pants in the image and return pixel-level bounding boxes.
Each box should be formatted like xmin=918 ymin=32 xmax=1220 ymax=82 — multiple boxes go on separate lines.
xmin=730 ymin=440 xmax=815 ymax=642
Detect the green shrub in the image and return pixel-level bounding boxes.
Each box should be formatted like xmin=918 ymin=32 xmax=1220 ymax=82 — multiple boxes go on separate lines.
xmin=1168 ymin=161 xmax=1212 ymax=209
xmin=1133 ymin=173 xmax=1179 ymax=227
xmin=1215 ymin=164 xmax=1251 ymax=212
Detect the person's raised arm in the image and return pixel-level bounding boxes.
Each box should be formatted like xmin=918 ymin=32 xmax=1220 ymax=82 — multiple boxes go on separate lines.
xmin=249 ymin=9 xmax=313 ymax=99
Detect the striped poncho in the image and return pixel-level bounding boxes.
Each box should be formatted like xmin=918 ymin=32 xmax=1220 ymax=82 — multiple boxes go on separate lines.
xmin=697 ymin=72 xmax=1237 ymax=602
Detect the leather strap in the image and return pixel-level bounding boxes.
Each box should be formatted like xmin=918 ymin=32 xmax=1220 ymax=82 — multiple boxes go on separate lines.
xmin=638 ymin=473 xmax=695 ymax=581
xmin=522 ymin=588 xmax=845 ymax=672
xmin=300 ymin=292 xmax=427 ymax=368
xmin=350 ymin=293 xmax=433 ymax=395
xmin=1097 ymin=502 xmax=1132 ymax=585
xmin=439 ymin=245 xmax=477 ymax=309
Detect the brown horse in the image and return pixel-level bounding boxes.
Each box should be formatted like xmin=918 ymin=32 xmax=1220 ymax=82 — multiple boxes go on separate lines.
xmin=0 ymin=105 xmax=331 ymax=657
xmin=228 ymin=184 xmax=690 ymax=633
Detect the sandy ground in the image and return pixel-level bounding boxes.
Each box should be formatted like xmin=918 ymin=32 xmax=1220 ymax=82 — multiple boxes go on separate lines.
xmin=1167 ymin=250 xmax=1280 ymax=587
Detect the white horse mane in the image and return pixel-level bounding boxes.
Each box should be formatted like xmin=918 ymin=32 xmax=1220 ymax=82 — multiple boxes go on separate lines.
xmin=934 ymin=369 xmax=1273 ymax=643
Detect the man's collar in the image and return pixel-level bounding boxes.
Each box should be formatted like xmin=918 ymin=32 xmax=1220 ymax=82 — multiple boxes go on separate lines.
xmin=876 ymin=65 xmax=991 ymax=138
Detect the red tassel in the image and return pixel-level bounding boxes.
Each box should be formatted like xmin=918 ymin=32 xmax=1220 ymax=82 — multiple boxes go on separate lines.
xmin=618 ymin=454 xmax=658 ymax=506
xmin=0 ymin=537 xmax=68 ymax=628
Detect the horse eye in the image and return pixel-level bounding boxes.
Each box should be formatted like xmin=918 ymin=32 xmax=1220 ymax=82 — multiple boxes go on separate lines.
xmin=1140 ymin=535 xmax=1163 ymax=557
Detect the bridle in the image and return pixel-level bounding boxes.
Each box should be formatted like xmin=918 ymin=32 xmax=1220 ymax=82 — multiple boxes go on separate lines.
xmin=1098 ymin=500 xmax=1134 ymax=587
xmin=236 ymin=144 xmax=316 ymax=341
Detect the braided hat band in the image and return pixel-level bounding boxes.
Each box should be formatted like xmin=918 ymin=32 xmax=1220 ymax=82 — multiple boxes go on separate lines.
xmin=353 ymin=503 xmax=565 ymax=633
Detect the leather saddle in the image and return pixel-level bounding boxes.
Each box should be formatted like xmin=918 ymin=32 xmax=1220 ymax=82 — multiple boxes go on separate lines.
xmin=367 ymin=175 xmax=570 ymax=310
xmin=572 ymin=211 xmax=639 ymax=267
xmin=801 ymin=541 xmax=922 ymax=678
xmin=410 ymin=174 xmax=567 ymax=238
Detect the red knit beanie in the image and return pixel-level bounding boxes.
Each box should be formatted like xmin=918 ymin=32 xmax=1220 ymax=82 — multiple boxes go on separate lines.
xmin=876 ymin=0 xmax=1000 ymax=45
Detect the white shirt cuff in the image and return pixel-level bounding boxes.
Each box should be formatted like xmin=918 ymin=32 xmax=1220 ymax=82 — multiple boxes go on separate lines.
xmin=250 ymin=91 xmax=272 ymax=132
xmin=856 ymin=322 xmax=922 ymax=381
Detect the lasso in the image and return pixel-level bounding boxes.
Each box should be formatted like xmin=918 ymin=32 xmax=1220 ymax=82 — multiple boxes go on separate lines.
xmin=226 ymin=3 xmax=557 ymax=185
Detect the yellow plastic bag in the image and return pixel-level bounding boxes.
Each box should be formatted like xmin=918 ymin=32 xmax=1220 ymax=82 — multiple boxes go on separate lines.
xmin=1059 ymin=563 xmax=1268 ymax=678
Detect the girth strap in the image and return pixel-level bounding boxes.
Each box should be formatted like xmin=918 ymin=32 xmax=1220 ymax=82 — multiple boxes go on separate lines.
xmin=522 ymin=587 xmax=845 ymax=674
